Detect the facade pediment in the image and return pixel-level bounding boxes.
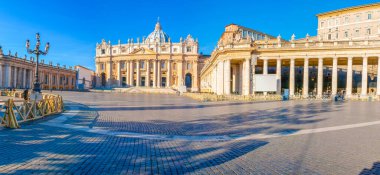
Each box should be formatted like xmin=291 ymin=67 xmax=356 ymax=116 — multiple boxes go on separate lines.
xmin=129 ymin=47 xmax=157 ymax=55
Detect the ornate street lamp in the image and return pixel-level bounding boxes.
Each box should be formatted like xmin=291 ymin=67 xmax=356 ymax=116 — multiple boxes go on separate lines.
xmin=26 ymin=33 xmax=50 ymax=93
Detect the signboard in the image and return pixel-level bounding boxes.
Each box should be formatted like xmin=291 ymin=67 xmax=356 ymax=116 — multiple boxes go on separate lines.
xmin=255 ymin=74 xmax=278 ymax=92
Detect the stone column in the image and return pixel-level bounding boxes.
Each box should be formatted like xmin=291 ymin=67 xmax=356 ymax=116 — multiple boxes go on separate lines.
xmin=263 ymin=58 xmax=268 ymax=95
xmin=129 ymin=61 xmax=134 ymax=86
xmin=48 ymin=73 xmax=52 ymax=89
xmin=224 ymin=59 xmax=231 ymax=95
xmin=106 ymin=61 xmax=112 ymax=87
xmin=263 ymin=58 xmax=268 ymax=75
xmin=332 ymin=57 xmax=338 ymax=95
xmin=377 ymin=56 xmax=380 ymax=96
xmin=125 ymin=61 xmax=130 ymax=86
xmin=0 ymin=65 xmax=2 ymax=88
xmin=303 ymin=58 xmax=309 ymax=98
xmin=116 ymin=61 xmax=121 ymax=87
xmin=216 ymin=61 xmax=224 ymax=95
xmin=146 ymin=60 xmax=150 ymax=87
xmin=192 ymin=61 xmax=199 ymax=92
xmin=289 ymin=58 xmax=295 ymax=96
xmin=361 ymin=56 xmax=368 ymax=96
xmin=23 ymin=69 xmax=26 ymax=89
xmin=153 ymin=60 xmax=157 ymax=88
xmin=317 ymin=57 xmax=323 ymax=97
xmin=232 ymin=65 xmax=237 ymax=93
xmin=276 ymin=59 xmax=282 ymax=95
xmin=346 ymin=57 xmax=353 ymax=97
xmin=157 ymin=60 xmax=161 ymax=88
xmin=13 ymin=67 xmax=17 ymax=88
xmin=177 ymin=61 xmax=183 ymax=86
xmin=166 ymin=60 xmax=171 ymax=87
xmin=136 ymin=61 xmax=140 ymax=87
xmin=243 ymin=58 xmax=250 ymax=95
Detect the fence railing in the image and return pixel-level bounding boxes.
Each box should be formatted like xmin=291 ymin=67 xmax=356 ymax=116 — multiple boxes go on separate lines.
xmin=0 ymin=90 xmax=64 ymax=129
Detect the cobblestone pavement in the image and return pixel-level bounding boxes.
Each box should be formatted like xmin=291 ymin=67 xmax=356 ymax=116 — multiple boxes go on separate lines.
xmin=0 ymin=91 xmax=380 ymax=174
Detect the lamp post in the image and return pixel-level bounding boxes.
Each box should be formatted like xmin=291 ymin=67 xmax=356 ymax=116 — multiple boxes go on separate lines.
xmin=26 ymin=33 xmax=49 ymax=93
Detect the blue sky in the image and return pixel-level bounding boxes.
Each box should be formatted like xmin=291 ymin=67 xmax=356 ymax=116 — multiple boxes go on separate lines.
xmin=0 ymin=0 xmax=379 ymax=70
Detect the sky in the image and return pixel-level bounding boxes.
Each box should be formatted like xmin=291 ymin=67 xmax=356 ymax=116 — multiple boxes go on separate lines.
xmin=0 ymin=0 xmax=379 ymax=70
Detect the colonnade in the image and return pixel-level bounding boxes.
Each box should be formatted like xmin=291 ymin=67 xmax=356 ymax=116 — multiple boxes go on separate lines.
xmin=205 ymin=56 xmax=380 ymax=97
xmin=110 ymin=59 xmax=199 ymax=90
xmin=260 ymin=56 xmax=380 ymax=97
xmin=0 ymin=64 xmax=76 ymax=90
xmin=115 ymin=60 xmax=172 ymax=88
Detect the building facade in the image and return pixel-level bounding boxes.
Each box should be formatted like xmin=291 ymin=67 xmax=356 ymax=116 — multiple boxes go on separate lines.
xmin=75 ymin=65 xmax=95 ymax=90
xmin=200 ymin=3 xmax=380 ymax=98
xmin=0 ymin=46 xmax=77 ymax=90
xmin=95 ymin=21 xmax=206 ymax=92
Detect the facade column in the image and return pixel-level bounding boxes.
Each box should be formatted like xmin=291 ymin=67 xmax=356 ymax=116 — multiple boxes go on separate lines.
xmin=289 ymin=58 xmax=295 ymax=96
xmin=157 ymin=60 xmax=161 ymax=88
xmin=146 ymin=60 xmax=150 ymax=87
xmin=48 ymin=73 xmax=52 ymax=90
xmin=243 ymin=58 xmax=250 ymax=95
xmin=192 ymin=61 xmax=199 ymax=92
xmin=136 ymin=61 xmax=140 ymax=87
xmin=263 ymin=58 xmax=268 ymax=95
xmin=153 ymin=60 xmax=157 ymax=88
xmin=177 ymin=61 xmax=183 ymax=86
xmin=125 ymin=61 xmax=129 ymax=86
xmin=129 ymin=61 xmax=134 ymax=86
xmin=116 ymin=61 xmax=121 ymax=87
xmin=0 ymin=65 xmax=2 ymax=88
xmin=317 ymin=57 xmax=323 ymax=98
xmin=224 ymin=59 xmax=231 ymax=95
xmin=303 ymin=57 xmax=309 ymax=98
xmin=377 ymin=56 xmax=380 ymax=96
xmin=361 ymin=56 xmax=368 ymax=96
xmin=30 ymin=69 xmax=34 ymax=89
xmin=106 ymin=61 xmax=112 ymax=87
xmin=276 ymin=59 xmax=282 ymax=95
xmin=332 ymin=57 xmax=338 ymax=95
xmin=216 ymin=61 xmax=224 ymax=95
xmin=166 ymin=60 xmax=171 ymax=87
xmin=346 ymin=57 xmax=353 ymax=97
xmin=13 ymin=67 xmax=17 ymax=88
xmin=23 ymin=69 xmax=26 ymax=89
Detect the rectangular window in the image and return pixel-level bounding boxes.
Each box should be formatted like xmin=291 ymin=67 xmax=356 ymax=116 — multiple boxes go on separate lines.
xmin=321 ymin=22 xmax=324 ymax=28
xmin=186 ymin=47 xmax=192 ymax=52
xmin=120 ymin=62 xmax=125 ymax=69
xmin=368 ymin=13 xmax=372 ymax=20
xmin=161 ymin=62 xmax=165 ymax=69
xmin=101 ymin=49 xmax=105 ymax=54
xmin=336 ymin=33 xmax=338 ymax=39
xmin=345 ymin=16 xmax=349 ymax=23
xmin=113 ymin=50 xmax=116 ymax=54
xmin=173 ymin=48 xmax=178 ymax=53
xmin=345 ymin=31 xmax=348 ymax=38
xmin=367 ymin=28 xmax=371 ymax=35
xmin=140 ymin=61 xmax=145 ymax=69
xmin=161 ymin=47 xmax=167 ymax=52
xmin=101 ymin=63 xmax=104 ymax=70
xmin=187 ymin=63 xmax=192 ymax=70
xmin=328 ymin=34 xmax=332 ymax=40
xmin=356 ymin=14 xmax=360 ymax=22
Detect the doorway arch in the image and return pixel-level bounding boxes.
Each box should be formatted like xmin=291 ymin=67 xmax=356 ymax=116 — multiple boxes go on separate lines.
xmin=185 ymin=73 xmax=192 ymax=88
xmin=101 ymin=72 xmax=106 ymax=87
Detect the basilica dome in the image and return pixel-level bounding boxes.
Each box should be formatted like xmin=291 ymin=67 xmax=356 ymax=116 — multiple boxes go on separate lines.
xmin=145 ymin=21 xmax=170 ymax=43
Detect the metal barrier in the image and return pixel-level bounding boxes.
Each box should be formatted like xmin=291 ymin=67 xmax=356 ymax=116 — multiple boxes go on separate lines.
xmin=0 ymin=90 xmax=64 ymax=129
